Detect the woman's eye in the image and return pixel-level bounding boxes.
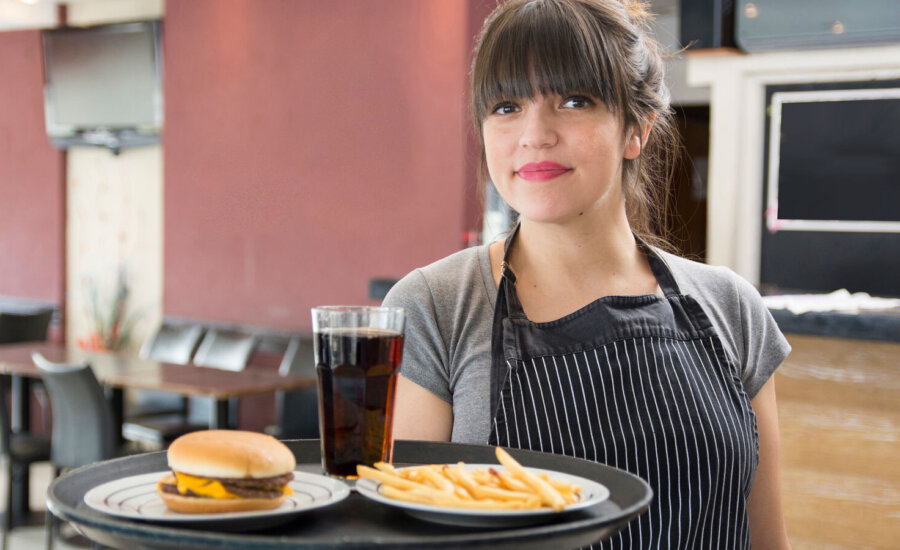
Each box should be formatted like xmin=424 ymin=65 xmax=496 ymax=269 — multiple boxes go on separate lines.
xmin=490 ymin=101 xmax=519 ymax=115
xmin=562 ymin=95 xmax=595 ymax=109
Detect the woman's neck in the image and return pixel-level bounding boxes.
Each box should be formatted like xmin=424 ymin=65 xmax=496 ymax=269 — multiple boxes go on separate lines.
xmin=514 ymin=214 xmax=637 ymax=277
xmin=491 ymin=207 xmax=660 ymax=322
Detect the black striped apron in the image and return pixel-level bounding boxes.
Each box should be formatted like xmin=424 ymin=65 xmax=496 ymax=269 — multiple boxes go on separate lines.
xmin=488 ymin=227 xmax=759 ymax=549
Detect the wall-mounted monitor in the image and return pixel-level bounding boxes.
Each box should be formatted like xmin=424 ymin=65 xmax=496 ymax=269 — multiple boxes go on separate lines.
xmin=766 ymin=86 xmax=900 ymax=234
xmin=761 ymin=80 xmax=900 ymax=297
xmin=42 ymin=21 xmax=163 ymax=153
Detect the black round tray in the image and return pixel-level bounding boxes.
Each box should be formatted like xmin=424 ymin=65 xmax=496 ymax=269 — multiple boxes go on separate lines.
xmin=48 ymin=440 xmax=652 ymax=549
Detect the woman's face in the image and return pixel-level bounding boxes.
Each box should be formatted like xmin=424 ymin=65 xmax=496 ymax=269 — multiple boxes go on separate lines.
xmin=482 ymin=92 xmax=641 ymax=226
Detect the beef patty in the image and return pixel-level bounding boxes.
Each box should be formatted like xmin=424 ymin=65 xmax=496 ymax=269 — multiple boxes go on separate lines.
xmin=160 ymin=472 xmax=295 ymax=499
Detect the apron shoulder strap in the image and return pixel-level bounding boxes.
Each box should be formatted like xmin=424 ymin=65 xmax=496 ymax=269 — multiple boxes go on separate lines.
xmin=489 ymin=274 xmax=510 ymax=421
xmin=489 ymin=223 xmax=522 ymax=420
xmin=642 ymin=242 xmax=682 ymax=297
xmin=499 ymin=224 xmax=527 ymax=319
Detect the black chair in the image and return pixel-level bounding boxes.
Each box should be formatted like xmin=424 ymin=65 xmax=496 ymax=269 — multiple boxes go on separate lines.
xmin=273 ymin=337 xmax=319 ymax=439
xmin=124 ymin=329 xmax=258 ymax=444
xmin=33 ymin=353 xmax=118 ymax=550
xmin=0 ymin=308 xmax=55 ymax=433
xmin=0 ymin=307 xmax=55 ymax=546
xmin=0 ymin=308 xmax=54 ymax=344
xmin=192 ymin=329 xmax=258 ymax=372
xmin=0 ymin=379 xmax=51 ymax=550
xmin=188 ymin=329 xmax=258 ymax=428
xmin=132 ymin=323 xmax=205 ymax=416
xmin=121 ymin=324 xmax=205 ymax=449
xmin=139 ymin=323 xmax=205 ymax=365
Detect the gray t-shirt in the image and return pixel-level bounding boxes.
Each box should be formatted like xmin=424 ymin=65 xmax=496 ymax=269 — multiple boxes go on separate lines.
xmin=383 ymin=244 xmax=791 ymax=444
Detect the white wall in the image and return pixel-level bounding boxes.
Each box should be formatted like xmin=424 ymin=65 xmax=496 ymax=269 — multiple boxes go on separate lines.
xmin=0 ymin=0 xmax=163 ymax=30
xmin=0 ymin=0 xmax=56 ymax=30
xmin=66 ymin=0 xmax=163 ymax=25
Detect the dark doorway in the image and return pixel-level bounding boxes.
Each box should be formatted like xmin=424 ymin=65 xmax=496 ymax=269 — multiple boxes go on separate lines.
xmin=668 ymin=105 xmax=710 ymax=261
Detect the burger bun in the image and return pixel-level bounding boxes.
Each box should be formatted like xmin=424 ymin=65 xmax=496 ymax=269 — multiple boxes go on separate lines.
xmin=167 ymin=430 xmax=296 ymax=479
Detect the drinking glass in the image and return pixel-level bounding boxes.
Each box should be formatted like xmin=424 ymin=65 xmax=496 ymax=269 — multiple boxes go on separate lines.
xmin=311 ymin=306 xmax=405 ymax=478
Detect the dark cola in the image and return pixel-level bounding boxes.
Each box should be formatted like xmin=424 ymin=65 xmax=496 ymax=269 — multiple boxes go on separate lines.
xmin=315 ymin=327 xmax=404 ymax=477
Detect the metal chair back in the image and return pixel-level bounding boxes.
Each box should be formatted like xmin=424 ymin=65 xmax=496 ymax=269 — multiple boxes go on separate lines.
xmin=32 ymin=353 xmax=115 ymax=468
xmin=192 ymin=329 xmax=257 ymax=371
xmin=0 ymin=373 xmax=51 ymax=550
xmin=0 ymin=308 xmax=53 ymax=344
xmin=278 ymin=336 xmax=315 ymax=377
xmin=140 ymin=323 xmax=205 ymax=365
xmin=276 ymin=337 xmax=319 ymax=439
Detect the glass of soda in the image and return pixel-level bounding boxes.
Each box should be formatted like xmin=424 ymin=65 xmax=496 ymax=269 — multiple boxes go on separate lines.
xmin=311 ymin=306 xmax=405 ymax=478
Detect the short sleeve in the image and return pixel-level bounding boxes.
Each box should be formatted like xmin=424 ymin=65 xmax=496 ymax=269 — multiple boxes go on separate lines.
xmin=382 ymin=269 xmax=453 ymax=403
xmin=731 ymin=275 xmax=792 ymax=398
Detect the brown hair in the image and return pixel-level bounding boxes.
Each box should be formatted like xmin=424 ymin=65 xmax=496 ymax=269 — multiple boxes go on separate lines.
xmin=471 ymin=0 xmax=678 ymax=249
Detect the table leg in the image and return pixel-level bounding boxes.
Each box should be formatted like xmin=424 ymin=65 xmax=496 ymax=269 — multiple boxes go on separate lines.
xmin=9 ymin=375 xmax=31 ymax=528
xmin=211 ymin=399 xmax=229 ymax=430
xmin=10 ymin=375 xmax=31 ymax=434
xmin=104 ymin=387 xmax=124 ymax=448
xmin=10 ymin=463 xmax=29 ymax=527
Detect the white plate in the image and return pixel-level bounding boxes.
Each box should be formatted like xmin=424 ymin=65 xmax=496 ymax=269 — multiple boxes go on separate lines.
xmin=355 ymin=464 xmax=610 ymax=528
xmin=84 ymin=471 xmax=350 ymax=529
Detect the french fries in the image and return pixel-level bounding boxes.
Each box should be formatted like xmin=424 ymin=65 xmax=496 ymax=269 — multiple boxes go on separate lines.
xmin=356 ymin=447 xmax=581 ymax=512
xmin=495 ymin=447 xmax=566 ymax=511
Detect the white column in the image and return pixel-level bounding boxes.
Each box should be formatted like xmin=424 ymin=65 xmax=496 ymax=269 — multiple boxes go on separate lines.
xmin=66 ymin=146 xmax=163 ymax=351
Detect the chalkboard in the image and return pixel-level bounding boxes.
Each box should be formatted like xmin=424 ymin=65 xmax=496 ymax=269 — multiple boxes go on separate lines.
xmin=761 ymin=80 xmax=900 ymax=297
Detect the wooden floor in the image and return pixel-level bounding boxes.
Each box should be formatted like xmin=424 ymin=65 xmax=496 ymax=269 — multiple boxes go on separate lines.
xmin=776 ymin=334 xmax=900 ymax=550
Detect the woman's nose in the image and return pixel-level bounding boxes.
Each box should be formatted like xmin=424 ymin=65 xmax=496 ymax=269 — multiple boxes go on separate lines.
xmin=518 ymin=105 xmax=558 ymax=149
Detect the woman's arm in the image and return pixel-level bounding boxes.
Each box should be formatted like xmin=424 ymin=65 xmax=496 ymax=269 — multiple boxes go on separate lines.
xmin=392 ymin=374 xmax=453 ymax=442
xmin=748 ymin=376 xmax=792 ymax=549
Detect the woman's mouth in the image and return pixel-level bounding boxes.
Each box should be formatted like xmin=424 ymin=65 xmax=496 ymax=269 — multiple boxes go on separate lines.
xmin=515 ymin=161 xmax=571 ymax=182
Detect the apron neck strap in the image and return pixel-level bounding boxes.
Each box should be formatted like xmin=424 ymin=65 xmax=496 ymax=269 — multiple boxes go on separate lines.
xmin=500 ymin=222 xmax=520 ymax=279
xmin=499 ymin=223 xmax=526 ymax=318
xmin=500 ymin=222 xmax=682 ymax=300
xmin=641 ymin=239 xmax=681 ymax=297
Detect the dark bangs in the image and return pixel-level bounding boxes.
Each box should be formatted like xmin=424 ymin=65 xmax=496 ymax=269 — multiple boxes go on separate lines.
xmin=472 ymin=0 xmax=630 ymax=131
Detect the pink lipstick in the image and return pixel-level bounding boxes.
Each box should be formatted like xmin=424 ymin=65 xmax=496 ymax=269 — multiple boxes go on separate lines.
xmin=515 ymin=161 xmax=571 ymax=182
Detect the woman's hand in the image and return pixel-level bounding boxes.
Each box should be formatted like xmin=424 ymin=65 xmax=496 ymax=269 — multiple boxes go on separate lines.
xmin=392 ymin=374 xmax=453 ymax=442
xmin=748 ymin=376 xmax=792 ymax=549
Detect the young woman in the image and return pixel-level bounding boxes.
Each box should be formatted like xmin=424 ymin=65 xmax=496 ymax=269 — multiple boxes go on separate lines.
xmin=385 ymin=1 xmax=792 ymax=548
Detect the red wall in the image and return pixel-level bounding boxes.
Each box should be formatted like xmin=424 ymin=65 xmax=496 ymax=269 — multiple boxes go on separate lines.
xmin=0 ymin=30 xmax=65 ymax=306
xmin=163 ymin=0 xmax=475 ymax=330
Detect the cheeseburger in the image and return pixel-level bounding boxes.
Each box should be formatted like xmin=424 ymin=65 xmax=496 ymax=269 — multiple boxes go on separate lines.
xmin=157 ymin=430 xmax=296 ymax=513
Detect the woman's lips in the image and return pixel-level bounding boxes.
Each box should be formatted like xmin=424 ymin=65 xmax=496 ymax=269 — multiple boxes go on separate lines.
xmin=515 ymin=161 xmax=571 ymax=182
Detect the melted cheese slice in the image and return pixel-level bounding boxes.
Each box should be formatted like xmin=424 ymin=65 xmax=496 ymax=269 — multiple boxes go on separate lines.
xmin=174 ymin=472 xmax=294 ymax=498
xmin=175 ymin=472 xmax=239 ymax=499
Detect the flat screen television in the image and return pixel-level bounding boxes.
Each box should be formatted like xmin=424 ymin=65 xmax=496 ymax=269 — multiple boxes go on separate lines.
xmin=760 ymin=80 xmax=900 ymax=297
xmin=765 ymin=86 xmax=900 ymax=233
xmin=42 ymin=21 xmax=163 ymax=153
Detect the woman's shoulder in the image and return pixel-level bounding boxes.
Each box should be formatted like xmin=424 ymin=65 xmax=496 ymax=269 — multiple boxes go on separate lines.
xmin=383 ymin=244 xmax=495 ymax=310
xmin=652 ymin=247 xmax=790 ymax=397
xmin=419 ymin=244 xmax=491 ymax=281
xmin=653 ymin=248 xmax=757 ymax=304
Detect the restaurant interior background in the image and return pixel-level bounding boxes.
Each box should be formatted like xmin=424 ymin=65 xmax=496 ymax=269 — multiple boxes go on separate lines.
xmin=0 ymin=0 xmax=898 ymax=548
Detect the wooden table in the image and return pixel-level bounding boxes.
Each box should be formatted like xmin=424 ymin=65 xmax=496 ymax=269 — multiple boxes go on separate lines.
xmin=776 ymin=334 xmax=900 ymax=550
xmin=0 ymin=342 xmax=316 ymax=527
xmin=0 ymin=342 xmax=316 ymax=430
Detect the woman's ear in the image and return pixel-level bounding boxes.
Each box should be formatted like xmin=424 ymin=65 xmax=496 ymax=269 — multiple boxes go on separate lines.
xmin=623 ymin=112 xmax=657 ymax=160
